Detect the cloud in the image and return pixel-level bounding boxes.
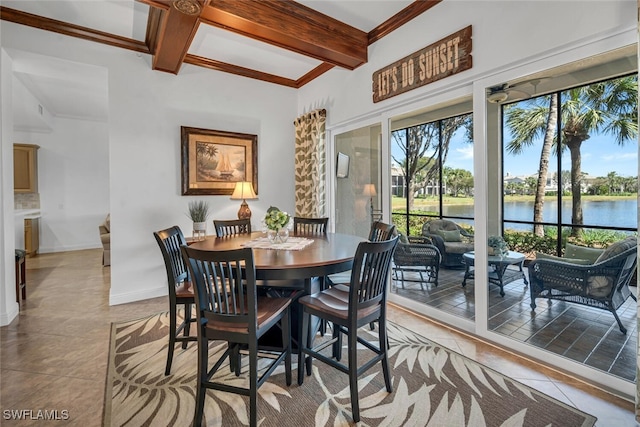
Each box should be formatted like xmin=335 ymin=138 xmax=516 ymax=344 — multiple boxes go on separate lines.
xmin=455 ymin=145 xmax=474 ymax=159
xmin=601 ymin=152 xmax=637 ymax=161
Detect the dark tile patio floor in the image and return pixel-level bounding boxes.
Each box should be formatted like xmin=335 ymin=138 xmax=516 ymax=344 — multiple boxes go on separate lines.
xmin=390 ymin=264 xmax=637 ymax=382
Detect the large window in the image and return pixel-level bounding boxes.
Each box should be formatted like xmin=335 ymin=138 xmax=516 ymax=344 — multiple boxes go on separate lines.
xmin=391 ymin=113 xmax=474 ymax=236
xmin=498 ymin=74 xmax=638 ymax=382
xmin=502 ymin=74 xmax=637 ymax=252
xmin=389 ymin=110 xmax=475 ymax=321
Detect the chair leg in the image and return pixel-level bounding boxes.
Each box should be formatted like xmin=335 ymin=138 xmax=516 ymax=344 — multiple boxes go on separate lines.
xmin=182 ymin=303 xmax=192 ymax=349
xmin=193 ymin=334 xmax=208 ymax=427
xmin=165 ymin=305 xmax=177 ymax=376
xmin=333 ymin=324 xmax=342 ymax=361
xmin=611 ymin=308 xmax=628 ymax=334
xmin=282 ymin=308 xmax=292 ymax=386
xmin=249 ymin=339 xmax=259 ymax=427
xmin=319 ymin=277 xmax=327 ymax=337
xmin=298 ymin=309 xmax=310 ymax=385
xmin=379 ymin=318 xmax=393 ymax=392
xmin=348 ymin=327 xmax=360 ymax=423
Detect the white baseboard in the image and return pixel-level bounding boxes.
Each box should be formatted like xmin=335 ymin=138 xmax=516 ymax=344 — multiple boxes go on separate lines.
xmin=109 ymin=286 xmax=167 ymax=306
xmin=39 ymin=243 xmax=102 ymax=253
xmin=0 ymin=302 xmax=19 ymax=326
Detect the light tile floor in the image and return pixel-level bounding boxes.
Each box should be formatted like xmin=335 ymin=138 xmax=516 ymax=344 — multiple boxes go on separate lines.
xmin=1 ymin=249 xmax=637 ymax=426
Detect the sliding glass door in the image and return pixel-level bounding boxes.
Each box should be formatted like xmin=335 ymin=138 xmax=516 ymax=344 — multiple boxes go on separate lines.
xmin=334 ymin=124 xmax=382 ymax=238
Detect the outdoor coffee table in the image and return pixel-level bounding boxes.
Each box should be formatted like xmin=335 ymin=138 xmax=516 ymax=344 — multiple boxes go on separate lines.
xmin=462 ymin=250 xmax=528 ymax=297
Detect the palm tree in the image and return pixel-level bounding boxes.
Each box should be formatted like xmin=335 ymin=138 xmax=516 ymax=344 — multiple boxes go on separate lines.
xmin=505 ymin=94 xmax=558 ymax=236
xmin=506 ymin=75 xmax=637 ymax=237
xmin=560 ymin=76 xmax=637 ymax=235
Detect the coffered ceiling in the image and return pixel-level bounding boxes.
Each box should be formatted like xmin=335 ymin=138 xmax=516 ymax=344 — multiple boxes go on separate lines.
xmin=1 ymin=0 xmax=441 ymax=87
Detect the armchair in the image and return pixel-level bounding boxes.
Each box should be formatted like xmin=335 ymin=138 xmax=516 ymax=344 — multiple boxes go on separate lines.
xmin=98 ymin=214 xmax=110 ymax=266
xmin=528 ymin=236 xmax=637 ymax=334
xmin=421 ymin=219 xmax=474 ymax=268
xmin=392 ymin=235 xmax=441 ymax=289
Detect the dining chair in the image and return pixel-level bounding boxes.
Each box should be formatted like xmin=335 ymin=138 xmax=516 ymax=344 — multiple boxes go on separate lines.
xmin=293 ymin=216 xmax=329 ymax=333
xmin=213 ymin=218 xmax=252 ymax=237
xmin=153 ymin=226 xmax=197 ymax=375
xmin=368 ymin=220 xmax=396 ymax=242
xmin=181 ymin=245 xmax=293 ymax=427
xmin=297 ymin=236 xmax=399 ymax=423
xmin=328 ymin=220 xmax=396 ymax=330
xmin=293 ymin=216 xmax=328 ymax=235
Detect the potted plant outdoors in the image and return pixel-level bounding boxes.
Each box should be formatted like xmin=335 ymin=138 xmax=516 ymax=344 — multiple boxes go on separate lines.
xmin=187 ymin=200 xmax=211 ymax=240
xmin=488 ymin=235 xmax=509 ymax=257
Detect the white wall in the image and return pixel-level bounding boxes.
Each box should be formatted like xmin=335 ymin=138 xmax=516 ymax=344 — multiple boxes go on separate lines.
xmin=1 ymin=21 xmax=298 ymax=310
xmin=297 ymin=1 xmax=636 ymax=123
xmin=0 ymin=48 xmax=20 ymax=325
xmin=15 ymin=117 xmax=110 ymax=253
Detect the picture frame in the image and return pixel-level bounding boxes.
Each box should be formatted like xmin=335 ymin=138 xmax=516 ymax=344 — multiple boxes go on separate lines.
xmin=181 ymin=127 xmax=258 ymax=195
xmin=336 ymin=152 xmax=350 ymax=178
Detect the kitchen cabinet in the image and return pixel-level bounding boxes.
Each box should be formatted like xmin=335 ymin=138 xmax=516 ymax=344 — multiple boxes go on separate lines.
xmin=24 ymin=218 xmax=39 ymax=256
xmin=14 ymin=144 xmax=39 ymax=193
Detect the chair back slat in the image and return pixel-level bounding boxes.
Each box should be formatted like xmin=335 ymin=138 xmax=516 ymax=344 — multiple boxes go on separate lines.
xmin=182 ymin=246 xmax=257 ymax=330
xmin=368 ymin=221 xmax=396 ymax=242
xmin=153 ymin=226 xmax=189 ymax=292
xmin=349 ymin=236 xmax=399 ymax=311
xmin=293 ymin=217 xmax=328 ymax=235
xmin=214 ymin=219 xmax=252 ymax=237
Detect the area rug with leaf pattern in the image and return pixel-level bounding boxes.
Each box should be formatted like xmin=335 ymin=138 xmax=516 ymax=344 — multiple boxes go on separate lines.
xmin=103 ymin=312 xmax=597 ymax=427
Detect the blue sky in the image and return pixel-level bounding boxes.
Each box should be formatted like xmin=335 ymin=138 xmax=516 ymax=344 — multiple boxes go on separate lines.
xmin=394 ymin=131 xmax=638 ymax=179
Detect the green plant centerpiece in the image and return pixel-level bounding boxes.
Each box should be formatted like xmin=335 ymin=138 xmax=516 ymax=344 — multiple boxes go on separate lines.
xmin=187 ymin=200 xmax=211 ymax=240
xmin=488 ymin=235 xmax=508 ymax=257
xmin=263 ymin=206 xmax=291 ymax=244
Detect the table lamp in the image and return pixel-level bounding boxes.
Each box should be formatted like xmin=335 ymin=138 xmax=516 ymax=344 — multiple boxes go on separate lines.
xmin=363 ymin=184 xmax=377 ymax=220
xmin=230 ymin=181 xmax=257 ymax=219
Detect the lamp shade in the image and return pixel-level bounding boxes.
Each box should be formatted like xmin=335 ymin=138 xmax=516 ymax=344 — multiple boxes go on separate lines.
xmin=363 ymin=184 xmax=377 ymax=197
xmin=230 ymin=181 xmax=257 ymax=200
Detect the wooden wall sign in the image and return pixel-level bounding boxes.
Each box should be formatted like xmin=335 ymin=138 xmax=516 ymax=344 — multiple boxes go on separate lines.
xmin=372 ymin=26 xmax=472 ymax=103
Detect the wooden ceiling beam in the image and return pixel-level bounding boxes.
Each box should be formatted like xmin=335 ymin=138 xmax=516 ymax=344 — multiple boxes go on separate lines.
xmin=140 ymin=0 xmax=207 ymax=74
xmin=184 ymin=54 xmax=298 ymax=87
xmin=0 ymin=6 xmax=149 ymax=54
xmin=368 ymin=0 xmax=443 ymax=44
xmin=199 ymin=0 xmax=368 ymax=70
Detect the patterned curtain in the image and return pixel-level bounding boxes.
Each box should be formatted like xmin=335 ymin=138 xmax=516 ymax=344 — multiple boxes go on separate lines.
xmin=294 ymin=109 xmax=327 ymax=217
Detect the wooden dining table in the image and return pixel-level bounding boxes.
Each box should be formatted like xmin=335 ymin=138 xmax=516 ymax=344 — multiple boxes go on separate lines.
xmin=189 ymin=231 xmax=366 ymax=348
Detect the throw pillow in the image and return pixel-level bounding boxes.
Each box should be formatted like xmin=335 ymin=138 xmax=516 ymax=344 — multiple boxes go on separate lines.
xmin=441 ymin=229 xmax=462 ymax=242
xmin=535 ymin=252 xmax=591 ymax=265
xmin=564 ymin=243 xmax=603 ymax=264
xmin=595 ymin=236 xmax=637 ymax=264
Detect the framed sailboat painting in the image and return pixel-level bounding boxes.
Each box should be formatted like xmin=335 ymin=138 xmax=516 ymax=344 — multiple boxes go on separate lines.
xmin=181 ymin=127 xmax=258 ymax=195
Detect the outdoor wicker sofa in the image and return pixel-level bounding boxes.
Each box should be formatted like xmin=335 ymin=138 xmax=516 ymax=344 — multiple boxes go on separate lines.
xmin=528 ymin=236 xmax=637 ymax=334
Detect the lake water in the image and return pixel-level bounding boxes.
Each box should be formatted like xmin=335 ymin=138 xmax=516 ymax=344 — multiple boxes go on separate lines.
xmin=421 ymin=199 xmax=637 ymax=230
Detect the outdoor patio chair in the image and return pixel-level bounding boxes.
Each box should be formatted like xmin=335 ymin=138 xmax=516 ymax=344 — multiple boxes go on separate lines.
xmin=421 ymin=219 xmax=474 ymax=268
xmin=528 ymin=236 xmax=637 ymax=334
xmin=392 ymin=235 xmax=441 ymax=289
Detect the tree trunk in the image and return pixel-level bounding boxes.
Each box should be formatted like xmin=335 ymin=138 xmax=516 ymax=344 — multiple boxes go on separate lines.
xmin=407 ymin=179 xmax=415 ymax=211
xmin=567 ymin=138 xmax=584 ymax=237
xmin=533 ymin=95 xmax=558 ymax=237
